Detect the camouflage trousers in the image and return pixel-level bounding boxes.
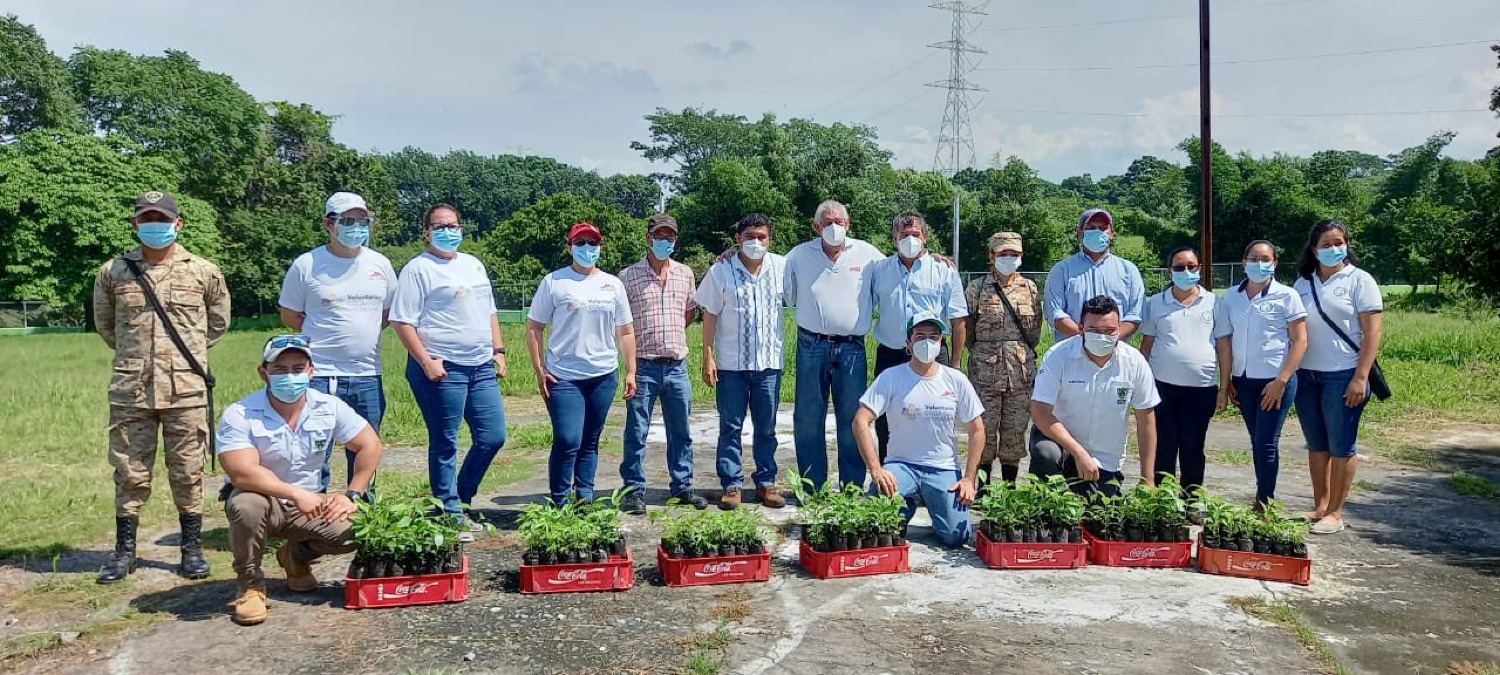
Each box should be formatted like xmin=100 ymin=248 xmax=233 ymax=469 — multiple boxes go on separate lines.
xmin=977 ymin=390 xmax=1031 ymax=464
xmin=107 ymin=405 xmax=207 ymax=517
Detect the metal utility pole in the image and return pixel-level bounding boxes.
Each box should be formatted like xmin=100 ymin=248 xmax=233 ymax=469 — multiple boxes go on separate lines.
xmin=928 ymin=0 xmax=987 ymax=266
xmin=1198 ymin=0 xmax=1215 ymax=289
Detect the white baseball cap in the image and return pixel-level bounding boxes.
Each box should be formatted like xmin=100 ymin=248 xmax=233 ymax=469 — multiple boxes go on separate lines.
xmin=325 ymin=192 xmax=369 ymax=217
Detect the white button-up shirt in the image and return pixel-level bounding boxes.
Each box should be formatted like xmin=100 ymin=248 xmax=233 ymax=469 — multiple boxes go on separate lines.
xmin=1140 ymin=287 xmax=1220 ymax=388
xmin=783 ymin=238 xmax=884 ymax=337
xmin=1032 ymin=336 xmax=1160 ymax=473
xmin=865 ymin=253 xmax=969 ymax=349
xmin=1214 ymin=280 xmax=1308 ymax=380
xmin=696 ymin=253 xmax=788 ymax=372
xmin=1293 ymin=265 xmax=1383 ymax=373
xmin=216 ymin=389 xmax=369 ymax=491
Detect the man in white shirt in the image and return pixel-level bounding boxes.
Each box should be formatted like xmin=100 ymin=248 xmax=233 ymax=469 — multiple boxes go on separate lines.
xmin=218 ymin=335 xmax=384 ymax=626
xmin=698 ymin=214 xmax=788 ymax=510
xmin=854 ymin=312 xmax=985 ymax=547
xmin=865 ymin=212 xmax=969 ymax=462
xmin=784 ymin=200 xmax=886 ymax=490
xmin=278 ymin=191 xmax=396 ymax=487
xmin=1030 ymin=296 xmax=1160 ymax=496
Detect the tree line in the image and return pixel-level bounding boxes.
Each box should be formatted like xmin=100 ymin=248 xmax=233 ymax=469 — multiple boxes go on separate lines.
xmin=2 ymin=14 xmax=1497 ymax=322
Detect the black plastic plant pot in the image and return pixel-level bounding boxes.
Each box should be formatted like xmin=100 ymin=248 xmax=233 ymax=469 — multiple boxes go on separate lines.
xmin=733 ymin=543 xmax=748 ymax=556
xmin=443 ymin=552 xmax=461 ymax=573
xmin=1020 ymin=529 xmax=1036 ymax=543
xmin=877 ymin=533 xmax=893 ymax=548
xmin=1271 ymin=542 xmax=1289 ymax=556
xmin=1203 ymin=536 xmax=1221 ymax=550
xmin=843 ymin=534 xmax=860 ymax=551
xmin=1254 ymin=541 xmax=1272 ymax=554
xmin=347 ymin=559 xmax=366 ymax=579
xmin=1291 ymin=543 xmax=1308 ymax=558
xmin=564 ymin=550 xmax=581 ymax=564
xmin=612 ymin=540 xmax=628 ymax=557
xmin=592 ymin=549 xmax=608 ymax=563
xmin=858 ymin=536 xmax=874 ymax=550
xmin=1176 ymin=526 xmax=1192 ymax=542
xmin=1236 ymin=538 xmax=1254 ymax=552
xmin=540 ymin=550 xmax=557 ymax=565
xmin=894 ymin=536 xmax=907 ymax=546
xmin=1068 ymin=527 xmax=1083 ymax=544
xmin=815 ymin=541 xmax=833 ymax=553
xmin=718 ymin=544 xmax=734 ymax=557
xmin=749 ymin=541 xmax=765 ymax=554
xmin=522 ymin=551 xmax=540 ymax=566
xmin=1125 ymin=529 xmax=1144 ymax=542
xmin=1006 ymin=528 xmax=1022 ymax=543
xmin=1145 ymin=529 xmax=1160 ymax=543
xmin=389 ymin=562 xmax=406 ymax=577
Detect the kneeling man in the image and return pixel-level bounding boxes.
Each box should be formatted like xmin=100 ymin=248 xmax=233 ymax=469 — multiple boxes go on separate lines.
xmin=854 ymin=312 xmax=985 ymax=547
xmin=219 ymin=334 xmax=383 ymax=625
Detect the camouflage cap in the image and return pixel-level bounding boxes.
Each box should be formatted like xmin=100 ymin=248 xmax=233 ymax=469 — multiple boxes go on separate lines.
xmin=988 ymin=231 xmax=1023 ymax=253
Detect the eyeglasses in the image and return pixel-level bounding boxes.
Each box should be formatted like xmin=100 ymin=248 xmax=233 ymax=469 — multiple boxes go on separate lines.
xmin=265 ymin=334 xmax=311 ymax=350
xmin=572 ymin=239 xmax=601 ymax=247
xmin=334 ymin=216 xmax=375 ymax=228
xmin=1170 ymin=264 xmax=1200 ymax=272
xmin=428 ymin=223 xmax=461 ymax=231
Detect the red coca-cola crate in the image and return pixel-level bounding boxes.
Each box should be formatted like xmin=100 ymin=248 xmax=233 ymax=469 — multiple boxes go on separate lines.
xmin=345 ymin=556 xmax=470 ymax=610
xmin=1197 ymin=539 xmax=1311 ymax=586
xmin=798 ymin=541 xmax=910 ymax=580
xmin=975 ymin=530 xmax=1087 ymax=569
xmin=519 ymin=549 xmax=635 ymax=594
xmin=1084 ymin=532 xmax=1194 ymax=568
xmin=658 ymin=548 xmax=772 ymax=587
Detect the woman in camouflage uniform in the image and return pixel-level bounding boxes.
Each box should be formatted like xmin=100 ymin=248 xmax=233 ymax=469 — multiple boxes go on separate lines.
xmin=961 ymin=232 xmax=1040 ymax=486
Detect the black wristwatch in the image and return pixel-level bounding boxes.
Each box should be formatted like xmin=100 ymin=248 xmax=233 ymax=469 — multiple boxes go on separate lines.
xmin=493 ymin=346 xmax=506 ymax=355
xmin=344 ymin=490 xmax=366 ymax=503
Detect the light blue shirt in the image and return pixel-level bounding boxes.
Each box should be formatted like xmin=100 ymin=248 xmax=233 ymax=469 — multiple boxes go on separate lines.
xmin=216 ymin=389 xmax=370 ymax=491
xmin=1140 ymin=287 xmax=1220 ymax=388
xmin=1043 ymin=251 xmax=1146 ymax=328
xmin=866 ymin=253 xmax=969 ymax=349
xmin=1214 ymin=280 xmax=1308 ymax=380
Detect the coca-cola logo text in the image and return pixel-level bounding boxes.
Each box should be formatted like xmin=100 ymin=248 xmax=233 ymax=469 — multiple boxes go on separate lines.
xmin=1015 ymin=548 xmax=1062 ymax=563
xmin=375 ymin=581 xmax=439 ymax=600
xmin=838 ymin=553 xmax=890 ymax=572
xmin=547 ymin=568 xmax=606 ymax=585
xmin=693 ymin=561 xmax=747 ymax=578
xmin=1227 ymin=556 xmax=1280 ymax=572
xmin=1121 ymin=546 xmax=1174 ymax=562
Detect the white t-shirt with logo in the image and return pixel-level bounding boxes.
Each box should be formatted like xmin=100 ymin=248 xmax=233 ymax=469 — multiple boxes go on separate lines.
xmin=858 ymin=363 xmax=984 ymax=471
xmin=278 ymin=246 xmax=397 ymax=377
xmin=1032 ymin=336 xmax=1161 ymax=473
xmin=528 ymin=267 xmax=633 ymax=381
xmin=389 ymin=252 xmax=497 ymax=367
xmin=1294 ymin=265 xmax=1383 ymax=373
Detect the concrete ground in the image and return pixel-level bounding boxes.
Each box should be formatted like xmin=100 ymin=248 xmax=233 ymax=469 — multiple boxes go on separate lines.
xmin=3 ymin=406 xmax=1498 ymax=675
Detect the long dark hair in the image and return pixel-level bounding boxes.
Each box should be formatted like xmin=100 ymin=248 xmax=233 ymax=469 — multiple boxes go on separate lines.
xmin=1295 ymin=219 xmax=1358 ymax=279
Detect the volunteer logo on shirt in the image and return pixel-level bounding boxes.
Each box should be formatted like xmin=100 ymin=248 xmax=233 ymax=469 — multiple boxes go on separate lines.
xmin=368 ymin=269 xmax=386 ymax=280
xmin=1333 ymin=287 xmax=1349 ymax=299
xmin=901 ymin=402 xmax=921 ymax=420
xmin=600 ymin=283 xmax=615 ymax=291
xmin=939 ymin=389 xmax=956 ymax=400
xmin=1116 ymin=387 xmax=1130 ymax=405
xmin=454 ymin=285 xmax=471 ymax=300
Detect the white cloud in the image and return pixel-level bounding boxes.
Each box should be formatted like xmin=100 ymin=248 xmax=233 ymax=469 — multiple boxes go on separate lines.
xmin=686 ymin=39 xmax=754 ymax=60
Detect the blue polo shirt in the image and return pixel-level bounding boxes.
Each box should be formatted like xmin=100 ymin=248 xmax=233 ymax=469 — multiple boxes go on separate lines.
xmin=216 ymin=388 xmax=369 ymax=491
xmin=866 ymin=253 xmax=969 ymax=349
xmin=1043 ymin=251 xmax=1146 ymax=328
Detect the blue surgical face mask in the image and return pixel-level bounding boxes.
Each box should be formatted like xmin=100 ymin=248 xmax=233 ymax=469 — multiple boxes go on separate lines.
xmin=336 ymin=223 xmax=370 ymax=248
xmin=1244 ymin=261 xmax=1275 ymax=283
xmin=572 ymin=244 xmax=601 ymax=268
xmin=430 ymin=227 xmax=462 ymax=253
xmin=1316 ymin=245 xmax=1347 ymax=268
xmin=137 ymin=221 xmax=178 ymax=249
xmin=1171 ymin=269 xmax=1200 ymax=291
xmin=268 ymin=371 xmax=310 ymax=403
xmin=1082 ymin=229 xmax=1110 ymax=254
xmin=650 ymin=238 xmax=675 ymax=260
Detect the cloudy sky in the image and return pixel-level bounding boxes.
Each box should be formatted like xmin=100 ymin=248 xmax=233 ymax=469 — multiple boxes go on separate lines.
xmin=12 ymin=0 xmax=1500 ymax=181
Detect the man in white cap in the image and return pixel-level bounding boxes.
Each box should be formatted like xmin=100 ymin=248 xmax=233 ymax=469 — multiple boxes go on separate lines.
xmin=278 ymin=192 xmax=396 ymax=487
xmin=219 ymin=334 xmax=384 ymax=625
xmin=1043 ymin=208 xmax=1146 ymax=341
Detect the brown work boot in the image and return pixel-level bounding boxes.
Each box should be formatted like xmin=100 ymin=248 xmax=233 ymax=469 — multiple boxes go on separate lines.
xmin=756 ymin=485 xmax=787 ymax=509
xmin=276 ymin=545 xmax=318 ymax=593
xmin=719 ymin=487 xmax=742 ymax=511
xmin=233 ymin=586 xmax=268 ymax=626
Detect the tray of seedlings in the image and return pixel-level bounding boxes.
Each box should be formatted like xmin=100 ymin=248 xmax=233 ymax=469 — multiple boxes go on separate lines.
xmin=792 ymin=474 xmax=910 ymax=580
xmin=345 ymin=495 xmax=471 ymax=610
xmin=1197 ymin=496 xmax=1311 ymax=586
xmin=1082 ymin=476 xmax=1195 ymax=568
xmin=517 ymin=492 xmax=634 ymax=594
xmin=973 ymin=475 xmax=1089 ymax=569
xmin=654 ymin=506 xmax=772 ymax=587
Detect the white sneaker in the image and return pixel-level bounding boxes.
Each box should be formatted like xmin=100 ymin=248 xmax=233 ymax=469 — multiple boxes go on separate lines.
xmin=457 ymin=530 xmax=475 ymax=543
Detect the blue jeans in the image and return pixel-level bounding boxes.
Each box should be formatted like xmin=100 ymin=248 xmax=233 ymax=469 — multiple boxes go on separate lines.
xmin=1234 ymin=375 xmax=1298 ymax=505
xmin=715 ymin=369 xmax=783 ymax=489
xmin=311 ymin=375 xmax=385 ymax=491
xmin=405 ymin=358 xmax=507 ymax=514
xmin=793 ymin=330 xmax=868 ymax=490
xmin=620 ymin=359 xmax=695 ymax=495
xmin=547 ymin=371 xmax=618 ymax=505
xmin=1296 ymin=368 xmax=1366 ymax=459
xmin=870 ymin=461 xmax=972 ymax=548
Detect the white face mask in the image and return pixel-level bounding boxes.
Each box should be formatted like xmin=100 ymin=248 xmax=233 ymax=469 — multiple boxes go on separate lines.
xmin=1083 ymin=332 xmax=1119 ymax=357
xmin=821 ymin=224 xmax=847 ymax=248
xmin=898 ymin=235 xmax=924 ymax=259
xmin=993 ymin=255 xmax=1021 ymax=275
xmin=741 ymin=239 xmax=768 ymax=260
xmin=912 ymin=338 xmax=942 ymax=364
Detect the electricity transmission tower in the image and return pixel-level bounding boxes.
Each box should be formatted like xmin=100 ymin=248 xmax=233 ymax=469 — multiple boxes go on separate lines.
xmin=927 ymin=1 xmax=987 ymax=176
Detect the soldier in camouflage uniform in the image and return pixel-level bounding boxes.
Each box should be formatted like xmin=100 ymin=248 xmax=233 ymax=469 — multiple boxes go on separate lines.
xmin=961 ymin=232 xmax=1040 ymax=487
xmin=92 ymin=190 xmax=231 ymax=584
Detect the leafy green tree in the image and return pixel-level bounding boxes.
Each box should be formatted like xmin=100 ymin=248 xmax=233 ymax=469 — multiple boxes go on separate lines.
xmin=0 ymin=130 xmax=220 ymax=312
xmin=670 ymin=157 xmax=796 ymax=262
xmin=478 ymin=193 xmax=648 ymax=300
xmin=1119 ymin=156 xmax=1189 ymax=222
xmin=0 ymin=15 xmax=85 ymax=139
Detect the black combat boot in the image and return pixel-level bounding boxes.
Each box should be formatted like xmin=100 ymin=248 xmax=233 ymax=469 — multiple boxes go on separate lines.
xmin=98 ymin=516 xmax=138 ymax=584
xmin=178 ymin=513 xmax=211 ymax=580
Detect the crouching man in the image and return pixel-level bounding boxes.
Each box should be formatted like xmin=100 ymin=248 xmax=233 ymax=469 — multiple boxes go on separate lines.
xmin=218 ymin=334 xmax=383 ymax=625
xmin=853 ymin=312 xmax=985 ymax=547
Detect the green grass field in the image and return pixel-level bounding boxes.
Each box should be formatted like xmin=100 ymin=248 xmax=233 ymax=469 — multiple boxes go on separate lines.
xmin=1 ymin=303 xmax=1497 ymax=557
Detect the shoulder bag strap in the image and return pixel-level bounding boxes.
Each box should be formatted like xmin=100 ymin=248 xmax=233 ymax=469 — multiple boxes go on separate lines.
xmin=992 ymin=280 xmax=1037 ymax=354
xmin=122 ymin=257 xmax=218 ymax=467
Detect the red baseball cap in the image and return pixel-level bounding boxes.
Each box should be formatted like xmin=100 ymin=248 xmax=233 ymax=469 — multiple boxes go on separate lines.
xmin=568 ymin=222 xmax=602 ymax=242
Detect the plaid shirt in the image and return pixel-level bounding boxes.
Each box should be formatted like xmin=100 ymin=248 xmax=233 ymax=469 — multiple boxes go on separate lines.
xmin=620 ymin=258 xmax=698 ymax=360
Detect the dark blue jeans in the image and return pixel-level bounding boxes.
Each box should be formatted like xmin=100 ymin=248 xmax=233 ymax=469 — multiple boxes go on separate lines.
xmin=793 ymin=330 xmax=868 ymax=490
xmin=547 ymin=371 xmax=618 ymax=505
xmin=311 ymin=375 xmax=385 ymax=491
xmin=715 ymin=369 xmax=783 ymax=489
xmin=1295 ymin=368 xmax=1367 ymax=459
xmin=620 ymin=359 xmax=695 ymax=495
xmin=405 ymin=358 xmax=507 ymax=514
xmin=1152 ymin=380 xmax=1217 ymax=494
xmin=1234 ymin=375 xmax=1298 ymax=505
